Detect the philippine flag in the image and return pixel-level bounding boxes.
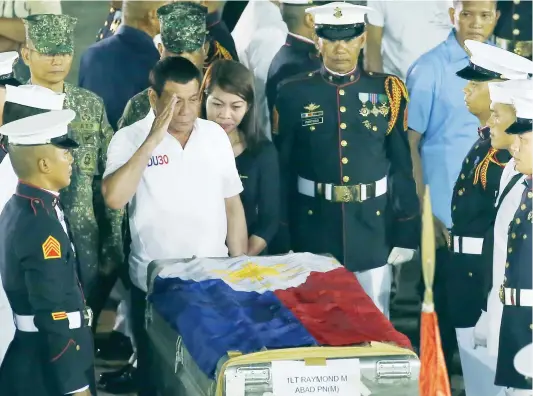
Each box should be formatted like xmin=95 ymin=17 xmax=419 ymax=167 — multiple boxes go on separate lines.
xmin=149 ymin=253 xmax=412 ymax=378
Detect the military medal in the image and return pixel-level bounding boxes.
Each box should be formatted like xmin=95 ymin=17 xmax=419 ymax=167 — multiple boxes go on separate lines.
xmin=378 ymin=94 xmax=389 ymax=116
xmin=358 ymin=93 xmax=370 ymax=117
xmin=369 ymin=93 xmax=380 ymax=117
xmin=363 ymin=120 xmax=372 ymax=129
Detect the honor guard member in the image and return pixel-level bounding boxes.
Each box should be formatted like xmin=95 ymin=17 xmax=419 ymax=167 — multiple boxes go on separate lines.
xmin=273 ymin=2 xmax=420 ymax=317
xmin=204 ymin=0 xmax=239 ymax=62
xmin=450 ymin=40 xmax=533 ymax=396
xmin=22 ymin=14 xmax=124 ymax=326
xmin=494 ymin=0 xmax=532 ymax=60
xmin=96 ymin=1 xmax=123 ymax=42
xmin=266 ymin=0 xmax=323 ymax=117
xmin=0 ymin=51 xmax=21 ymax=164
xmin=0 ymin=110 xmax=94 ymax=396
xmin=118 ymin=2 xmax=210 ymax=130
xmin=492 ymin=80 xmax=533 ymax=395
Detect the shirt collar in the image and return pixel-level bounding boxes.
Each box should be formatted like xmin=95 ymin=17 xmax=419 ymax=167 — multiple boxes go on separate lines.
xmin=445 ymin=29 xmax=469 ymax=62
xmin=116 ymin=25 xmax=158 ymax=51
xmin=320 ymin=65 xmax=360 ymax=85
xmin=16 ymin=182 xmax=58 ymax=208
xmin=207 ymin=12 xmax=221 ymax=29
xmin=287 ymin=32 xmax=314 ymax=45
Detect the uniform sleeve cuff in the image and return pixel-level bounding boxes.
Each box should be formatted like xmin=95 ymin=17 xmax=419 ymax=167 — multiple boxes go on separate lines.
xmin=66 ymin=385 xmax=89 ymax=394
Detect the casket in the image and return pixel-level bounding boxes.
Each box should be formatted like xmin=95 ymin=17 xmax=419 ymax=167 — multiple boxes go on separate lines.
xmin=145 ymin=253 xmax=421 ymax=396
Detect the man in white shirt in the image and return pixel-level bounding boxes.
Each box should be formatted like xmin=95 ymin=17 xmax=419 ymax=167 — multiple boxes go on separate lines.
xmin=102 ymin=56 xmax=247 ymax=396
xmin=231 ymin=0 xmax=288 ymax=140
xmin=365 ymin=0 xmax=453 ymax=80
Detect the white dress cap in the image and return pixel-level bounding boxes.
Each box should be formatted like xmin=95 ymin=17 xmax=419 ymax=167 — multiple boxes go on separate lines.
xmin=465 ymin=40 xmax=533 ymax=80
xmin=306 ymin=2 xmax=373 ymax=25
xmin=489 ymin=79 xmax=533 ymax=110
xmin=0 ymin=109 xmax=76 ymax=146
xmin=514 ymin=344 xmax=533 ymax=379
xmin=0 ymin=51 xmax=19 ymax=77
xmin=5 ymin=84 xmax=65 ymax=110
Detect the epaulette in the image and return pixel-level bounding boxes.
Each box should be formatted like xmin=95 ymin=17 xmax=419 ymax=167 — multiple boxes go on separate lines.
xmin=212 ymin=41 xmax=233 ymax=61
xmin=16 ymin=194 xmax=50 ymax=217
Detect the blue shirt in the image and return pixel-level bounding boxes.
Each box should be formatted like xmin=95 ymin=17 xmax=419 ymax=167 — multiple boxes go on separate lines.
xmin=78 ymin=26 xmax=160 ymax=131
xmin=406 ymin=30 xmax=480 ymax=228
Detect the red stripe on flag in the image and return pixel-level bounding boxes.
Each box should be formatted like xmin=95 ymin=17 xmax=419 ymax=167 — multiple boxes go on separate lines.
xmin=274 ymin=267 xmax=412 ymax=349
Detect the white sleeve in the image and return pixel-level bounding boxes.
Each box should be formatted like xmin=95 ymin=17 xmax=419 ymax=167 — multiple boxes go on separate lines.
xmin=66 ymin=385 xmax=89 ymax=394
xmin=28 ymin=0 xmax=62 ymax=14
xmin=102 ymin=128 xmax=139 ymax=179
xmin=365 ymin=0 xmax=385 ymax=27
xmin=217 ymin=129 xmax=243 ymax=199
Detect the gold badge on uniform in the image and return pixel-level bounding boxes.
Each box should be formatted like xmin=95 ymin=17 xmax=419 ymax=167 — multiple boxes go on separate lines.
xmin=378 ymin=94 xmax=390 ymax=116
xmin=301 ymin=103 xmax=324 ymax=127
xmin=333 ymin=7 xmax=342 ymax=18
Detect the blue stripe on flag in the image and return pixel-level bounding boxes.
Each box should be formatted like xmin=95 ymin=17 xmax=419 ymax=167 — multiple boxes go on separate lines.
xmin=149 ymin=276 xmax=318 ymax=378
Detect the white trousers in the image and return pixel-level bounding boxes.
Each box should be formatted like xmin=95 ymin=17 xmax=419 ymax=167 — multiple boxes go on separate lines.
xmin=110 ymin=281 xmax=135 ymax=348
xmin=456 ymin=327 xmax=504 ymax=396
xmin=0 ymin=275 xmax=14 ymax=364
xmin=355 ymin=264 xmax=393 ymax=319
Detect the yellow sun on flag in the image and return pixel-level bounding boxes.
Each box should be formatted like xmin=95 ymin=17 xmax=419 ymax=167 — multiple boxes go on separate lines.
xmin=213 ymin=262 xmax=287 ymax=285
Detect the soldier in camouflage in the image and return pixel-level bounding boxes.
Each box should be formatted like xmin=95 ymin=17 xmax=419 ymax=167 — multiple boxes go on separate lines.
xmin=21 ymin=14 xmax=124 ymax=325
xmin=118 ymin=1 xmax=234 ymax=129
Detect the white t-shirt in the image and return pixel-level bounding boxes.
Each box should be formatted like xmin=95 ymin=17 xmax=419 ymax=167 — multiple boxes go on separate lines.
xmin=232 ymin=1 xmax=287 ymax=140
xmin=366 ymin=0 xmax=453 ymax=80
xmin=0 ymin=0 xmax=61 ymax=18
xmin=103 ymin=112 xmax=243 ymax=292
xmin=486 ymin=158 xmax=526 ymax=356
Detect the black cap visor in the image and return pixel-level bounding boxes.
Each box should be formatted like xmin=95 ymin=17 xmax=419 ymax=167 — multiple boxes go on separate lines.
xmin=51 ymin=134 xmax=79 ymax=149
xmin=0 ymin=74 xmax=21 ymax=87
xmin=506 ymin=118 xmax=533 ymax=134
xmin=456 ymin=62 xmax=503 ymax=82
xmin=315 ymin=23 xmax=365 ymax=41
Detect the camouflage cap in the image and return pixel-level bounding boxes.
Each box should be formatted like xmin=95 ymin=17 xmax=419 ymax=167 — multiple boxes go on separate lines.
xmin=157 ymin=2 xmax=207 ymax=54
xmin=24 ymin=14 xmax=77 ymax=55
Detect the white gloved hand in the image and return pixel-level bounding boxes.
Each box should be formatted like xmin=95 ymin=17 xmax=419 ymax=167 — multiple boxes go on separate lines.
xmin=387 ymin=247 xmax=415 ymax=266
xmin=473 ymin=310 xmax=488 ymax=348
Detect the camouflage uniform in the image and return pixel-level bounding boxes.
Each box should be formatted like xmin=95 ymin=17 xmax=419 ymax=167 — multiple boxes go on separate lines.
xmin=117 ymin=2 xmax=235 ymax=129
xmin=23 ymin=14 xmax=124 ymax=294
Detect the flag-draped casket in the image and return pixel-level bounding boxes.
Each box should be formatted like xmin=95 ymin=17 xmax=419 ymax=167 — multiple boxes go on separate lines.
xmin=146 ymin=253 xmax=421 ymax=395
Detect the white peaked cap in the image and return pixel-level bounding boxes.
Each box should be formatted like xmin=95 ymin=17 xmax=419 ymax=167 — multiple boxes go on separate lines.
xmin=5 ymin=84 xmax=65 ymax=110
xmin=465 ymin=40 xmax=533 ymax=80
xmin=514 ymin=344 xmax=533 ymax=378
xmin=489 ymin=79 xmax=533 ymax=119
xmin=0 ymin=51 xmax=19 ymax=77
xmin=0 ymin=109 xmax=76 ymax=146
xmin=306 ymin=2 xmax=373 ymax=25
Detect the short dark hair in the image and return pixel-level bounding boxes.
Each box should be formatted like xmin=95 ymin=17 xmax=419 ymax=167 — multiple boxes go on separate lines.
xmin=149 ymin=56 xmax=203 ymax=97
xmin=200 ymin=59 xmax=267 ymax=154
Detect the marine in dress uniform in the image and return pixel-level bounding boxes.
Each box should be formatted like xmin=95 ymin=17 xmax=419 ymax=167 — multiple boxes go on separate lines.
xmin=450 ymin=40 xmax=533 ymax=396
xmin=118 ymin=2 xmax=236 ymax=130
xmin=0 ymin=51 xmax=21 ymax=164
xmin=273 ymin=2 xmax=419 ymax=316
xmin=23 ymin=14 xmax=124 ymax=326
xmin=265 ymin=0 xmax=322 ymax=116
xmin=0 ymin=110 xmax=95 ymax=396
xmin=96 ymin=1 xmax=122 ymax=42
xmin=492 ymin=81 xmax=533 ymax=395
xmin=494 ymin=0 xmax=532 ymax=60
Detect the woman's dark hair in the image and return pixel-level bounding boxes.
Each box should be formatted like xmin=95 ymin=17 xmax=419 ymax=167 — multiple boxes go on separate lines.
xmin=200 ymin=59 xmax=267 ymax=153
xmin=149 ymin=56 xmax=203 ymax=97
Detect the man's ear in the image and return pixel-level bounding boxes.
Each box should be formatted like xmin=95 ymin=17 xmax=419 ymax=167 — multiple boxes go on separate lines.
xmin=148 ymin=87 xmax=159 ymax=114
xmin=448 ymin=7 xmax=455 ymax=25
xmin=157 ymin=42 xmax=164 ymax=57
xmin=21 ymin=46 xmax=31 ymax=66
xmin=304 ymin=12 xmax=314 ymax=29
xmin=37 ymin=157 xmax=51 ymax=175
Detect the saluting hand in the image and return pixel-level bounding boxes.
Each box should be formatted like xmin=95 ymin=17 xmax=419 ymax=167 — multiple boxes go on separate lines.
xmin=148 ymin=95 xmax=177 ymax=145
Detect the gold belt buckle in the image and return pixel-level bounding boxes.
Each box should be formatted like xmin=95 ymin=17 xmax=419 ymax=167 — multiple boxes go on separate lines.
xmin=333 ymin=185 xmax=361 ymax=203
xmin=499 ymin=284 xmax=505 ymax=304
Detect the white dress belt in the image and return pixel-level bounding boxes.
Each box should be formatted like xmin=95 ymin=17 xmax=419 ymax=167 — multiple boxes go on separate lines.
xmin=453 ymin=236 xmax=484 ymax=255
xmin=297 ymin=175 xmax=387 ymax=201
xmin=502 ymin=287 xmax=533 ymax=307
xmin=14 ymin=311 xmax=82 ymax=332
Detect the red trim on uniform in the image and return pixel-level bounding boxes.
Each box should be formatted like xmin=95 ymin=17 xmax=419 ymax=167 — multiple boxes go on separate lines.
xmin=396 ymin=215 xmax=417 ymax=221
xmin=207 ymin=19 xmax=220 ymax=29
xmin=50 ymin=339 xmax=76 ymax=362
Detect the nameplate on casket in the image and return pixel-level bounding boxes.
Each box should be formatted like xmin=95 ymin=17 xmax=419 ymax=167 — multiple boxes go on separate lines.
xmin=272 ymin=359 xmax=361 ymax=396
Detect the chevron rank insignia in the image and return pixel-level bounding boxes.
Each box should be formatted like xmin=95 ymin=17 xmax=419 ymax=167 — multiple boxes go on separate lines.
xmin=52 ymin=311 xmax=67 ymax=321
xmin=42 ymin=236 xmax=61 ymax=259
